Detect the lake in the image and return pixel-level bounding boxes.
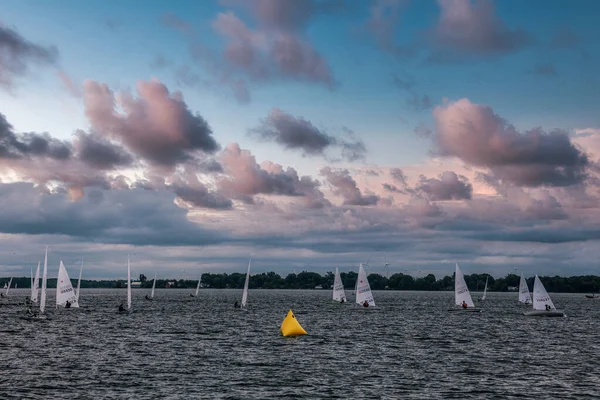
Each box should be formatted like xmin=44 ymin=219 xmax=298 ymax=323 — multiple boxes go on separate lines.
xmin=1 ymin=289 xmax=598 ymax=399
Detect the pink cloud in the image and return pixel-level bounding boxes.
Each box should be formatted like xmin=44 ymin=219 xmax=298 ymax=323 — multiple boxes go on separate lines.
xmin=83 ymin=79 xmax=219 ymax=167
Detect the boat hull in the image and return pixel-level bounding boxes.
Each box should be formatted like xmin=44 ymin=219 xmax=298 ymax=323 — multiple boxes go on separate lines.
xmin=523 ymin=310 xmax=565 ymax=317
xmin=448 ymin=307 xmax=482 ymax=312
xmin=585 ymin=295 xmax=599 ymax=299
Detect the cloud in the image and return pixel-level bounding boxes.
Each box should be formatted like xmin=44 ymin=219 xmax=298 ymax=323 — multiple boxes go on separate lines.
xmin=0 ymin=182 xmax=227 ymax=245
xmin=365 ymin=0 xmax=414 ymax=58
xmin=0 ymin=113 xmax=71 ymax=160
xmin=212 ymin=10 xmax=335 ymax=87
xmin=430 ymin=0 xmax=531 ymax=58
xmin=250 ymin=108 xmax=366 ymax=161
xmin=0 ymin=23 xmax=58 ymax=90
xmin=82 ymin=79 xmax=219 ymax=167
xmin=416 ymin=171 xmax=473 ymax=201
xmin=320 ymin=167 xmax=379 ymax=206
xmin=551 ymin=28 xmax=580 ymax=49
xmin=218 ymin=143 xmax=329 ymax=208
xmin=57 ymin=70 xmax=82 ymax=97
xmin=72 ymin=130 xmax=134 ymax=170
xmin=432 ymin=98 xmax=589 ymax=186
xmin=529 ymin=63 xmax=557 ymax=77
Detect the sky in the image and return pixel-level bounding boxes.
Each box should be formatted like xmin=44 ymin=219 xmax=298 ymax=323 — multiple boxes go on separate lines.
xmin=1 ymin=0 xmax=600 ymax=280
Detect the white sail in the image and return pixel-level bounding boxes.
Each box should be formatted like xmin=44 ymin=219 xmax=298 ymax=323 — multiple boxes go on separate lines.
xmin=454 ymin=263 xmax=474 ymax=307
xmin=127 ymin=255 xmax=132 ymax=310
xmin=519 ymin=273 xmax=532 ymax=304
xmin=195 ymin=274 xmax=201 ymax=297
xmin=355 ymin=263 xmax=375 ymax=306
xmin=30 ymin=268 xmax=33 ymax=298
xmin=151 ymin=273 xmax=157 ymax=299
xmin=40 ymin=247 xmax=48 ymax=314
xmin=241 ymin=259 xmax=251 ymax=307
xmin=332 ymin=267 xmax=346 ymax=302
xmin=32 ymin=262 xmax=40 ymax=303
xmin=481 ymin=276 xmax=488 ymax=300
xmin=56 ymin=261 xmax=79 ymax=308
xmin=75 ymin=259 xmax=83 ymax=303
xmin=15 ymin=283 xmax=17 ymax=289
xmin=5 ymin=277 xmax=12 ymax=295
xmin=532 ymin=275 xmax=555 ymax=311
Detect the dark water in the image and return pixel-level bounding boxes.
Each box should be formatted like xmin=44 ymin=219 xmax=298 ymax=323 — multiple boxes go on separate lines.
xmin=1 ymin=289 xmax=599 ymax=399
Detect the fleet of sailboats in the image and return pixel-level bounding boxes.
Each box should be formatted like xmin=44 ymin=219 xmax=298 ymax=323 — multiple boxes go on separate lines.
xmin=7 ymin=247 xmax=574 ymax=323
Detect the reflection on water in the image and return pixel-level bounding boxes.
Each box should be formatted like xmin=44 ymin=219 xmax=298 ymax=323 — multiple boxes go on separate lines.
xmin=1 ymin=289 xmax=599 ymax=399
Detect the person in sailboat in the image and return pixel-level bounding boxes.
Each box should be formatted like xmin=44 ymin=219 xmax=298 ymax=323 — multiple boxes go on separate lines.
xmin=25 ymin=296 xmax=32 ymax=305
xmin=234 ymin=299 xmax=240 ymax=308
xmin=545 ymin=304 xmax=551 ymax=311
xmin=362 ymin=300 xmax=369 ymax=307
xmin=340 ymin=297 xmax=345 ymax=304
xmin=145 ymin=294 xmax=150 ymax=300
xmin=462 ymin=301 xmax=468 ymax=309
xmin=118 ymin=303 xmax=125 ymax=312
xmin=65 ymin=300 xmax=71 ymax=308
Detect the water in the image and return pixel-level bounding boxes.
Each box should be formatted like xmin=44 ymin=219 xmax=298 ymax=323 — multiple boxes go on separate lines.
xmin=1 ymin=289 xmax=599 ymax=399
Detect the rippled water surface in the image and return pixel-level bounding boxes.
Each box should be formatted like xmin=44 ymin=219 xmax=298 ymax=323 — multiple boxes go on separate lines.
xmin=1 ymin=289 xmax=599 ymax=399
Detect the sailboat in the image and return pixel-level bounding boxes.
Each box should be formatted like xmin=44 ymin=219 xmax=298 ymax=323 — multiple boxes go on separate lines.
xmin=332 ymin=267 xmax=347 ymax=303
xmin=240 ymin=259 xmax=251 ymax=309
xmin=478 ymin=276 xmax=488 ymax=301
xmin=524 ymin=275 xmax=565 ymax=317
xmin=190 ymin=274 xmax=202 ymax=298
xmin=518 ymin=273 xmax=532 ymax=304
xmin=3 ymin=277 xmax=12 ymax=297
xmin=56 ymin=261 xmax=80 ymax=308
xmin=448 ymin=263 xmax=481 ymax=312
xmin=147 ymin=273 xmax=157 ymax=301
xmin=75 ymin=260 xmax=83 ymax=304
xmin=31 ymin=262 xmax=40 ymax=302
xmin=127 ymin=255 xmax=132 ymax=311
xmin=355 ymin=263 xmax=375 ymax=307
xmin=39 ymin=247 xmax=49 ymax=316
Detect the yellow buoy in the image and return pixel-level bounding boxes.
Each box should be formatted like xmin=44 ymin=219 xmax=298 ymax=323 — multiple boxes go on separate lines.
xmin=280 ymin=309 xmax=307 ymax=337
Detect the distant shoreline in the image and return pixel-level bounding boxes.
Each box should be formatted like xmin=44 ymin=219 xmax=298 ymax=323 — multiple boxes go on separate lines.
xmin=2 ymin=272 xmax=599 ymax=293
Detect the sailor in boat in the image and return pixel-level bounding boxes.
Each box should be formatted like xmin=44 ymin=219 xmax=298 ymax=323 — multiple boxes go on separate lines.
xmin=189 ymin=293 xmax=195 ymax=298
xmin=362 ymin=300 xmax=369 ymax=308
xmin=25 ymin=297 xmax=32 ymax=306
xmin=462 ymin=301 xmax=468 ymax=309
xmin=234 ymin=300 xmax=240 ymax=308
xmin=118 ymin=303 xmax=125 ymax=312
xmin=340 ymin=297 xmax=345 ymax=304
xmin=545 ymin=304 xmax=551 ymax=311
xmin=65 ymin=300 xmax=72 ymax=308
xmin=145 ymin=294 xmax=150 ymax=300
xmin=0 ymin=293 xmax=5 ymax=298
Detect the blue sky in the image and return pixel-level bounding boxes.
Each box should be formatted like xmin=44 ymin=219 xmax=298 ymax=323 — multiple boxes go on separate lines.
xmin=1 ymin=0 xmax=600 ymax=279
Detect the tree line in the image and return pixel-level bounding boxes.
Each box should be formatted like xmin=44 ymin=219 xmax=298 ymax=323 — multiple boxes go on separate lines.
xmin=2 ymin=272 xmax=599 ymax=293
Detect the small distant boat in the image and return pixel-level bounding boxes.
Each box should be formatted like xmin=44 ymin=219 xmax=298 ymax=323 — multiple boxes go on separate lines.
xmin=240 ymin=259 xmax=251 ymax=309
xmin=355 ymin=263 xmax=375 ymax=307
xmin=147 ymin=273 xmax=157 ymax=301
xmin=190 ymin=274 xmax=202 ymax=298
xmin=332 ymin=267 xmax=347 ymax=303
xmin=585 ymin=294 xmax=599 ymax=299
xmin=56 ymin=261 xmax=80 ymax=308
xmin=123 ymin=255 xmax=132 ymax=312
xmin=448 ymin=263 xmax=481 ymax=312
xmin=75 ymin=259 xmax=83 ymax=304
xmin=518 ymin=273 xmax=532 ymax=305
xmin=478 ymin=276 xmax=488 ymax=301
xmin=523 ymin=275 xmax=565 ymax=317
xmin=3 ymin=277 xmax=13 ymax=297
xmin=31 ymin=262 xmax=40 ymax=303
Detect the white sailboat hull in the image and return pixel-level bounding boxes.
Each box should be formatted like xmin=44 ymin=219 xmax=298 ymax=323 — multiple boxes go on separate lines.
xmin=524 ymin=309 xmax=565 ymax=317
